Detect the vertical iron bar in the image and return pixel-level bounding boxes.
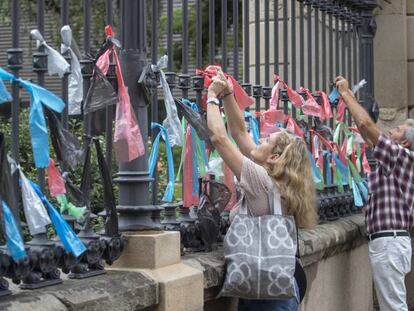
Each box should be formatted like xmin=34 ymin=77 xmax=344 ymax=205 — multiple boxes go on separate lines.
xmin=283 ymin=0 xmax=288 ymax=82
xmin=61 ymin=0 xmax=70 ymax=173
xmin=195 ymin=0 xmax=203 ymax=108
xmin=222 ymin=0 xmax=227 ymax=71
xmin=264 ymin=0 xmax=270 ymax=87
xmin=264 ymin=0 xmax=270 ymax=110
xmin=116 ymin=0 xmax=161 ymax=230
xmin=167 ymin=0 xmax=173 ymax=71
xmin=353 ymin=15 xmax=358 ymax=93
xmin=10 ymin=0 xmax=20 ymax=163
xmin=307 ymin=2 xmax=312 ymax=89
xmin=196 ymin=0 xmax=202 ymax=70
xmin=328 ymin=7 xmax=333 ymax=83
xmin=347 ymin=17 xmax=352 ymax=85
xmin=182 ymin=0 xmax=189 ymax=99
xmin=291 ymin=0 xmax=296 ymax=90
xmin=233 ymin=0 xmax=239 ymax=80
xmin=335 ymin=10 xmax=340 ymax=76
xmin=299 ymin=1 xmax=305 ymax=86
xmin=314 ymin=1 xmax=320 ymax=90
xmin=291 ymin=0 xmax=297 ymax=119
xmin=321 ymin=4 xmax=327 ymax=91
xmin=36 ymin=0 xmax=45 ymax=191
xmin=341 ymin=15 xmax=346 ymax=80
xmin=105 ymin=0 xmax=114 ymax=168
xmin=274 ymin=0 xmax=279 ymax=75
xmin=151 ymin=0 xmax=159 ymax=205
xmin=255 ymin=0 xmax=260 ymax=114
xmin=209 ymin=0 xmax=215 ymax=64
xmin=243 ymin=0 xmax=249 ymax=83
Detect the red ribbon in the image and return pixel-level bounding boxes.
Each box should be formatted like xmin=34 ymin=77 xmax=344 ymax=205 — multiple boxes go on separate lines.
xmin=315 ymin=90 xmax=333 ymax=120
xmin=196 ymin=65 xmax=254 ymax=110
xmin=47 ymin=158 xmax=66 ymax=197
xmin=285 ymin=115 xmax=304 ymax=138
xmin=274 ymin=75 xmax=304 ymax=108
xmin=300 ymin=87 xmax=323 ymax=118
xmin=336 ymin=97 xmax=347 ymax=122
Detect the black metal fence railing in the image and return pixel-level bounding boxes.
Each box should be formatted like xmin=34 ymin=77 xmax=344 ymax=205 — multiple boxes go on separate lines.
xmin=0 ymin=0 xmax=377 ymax=295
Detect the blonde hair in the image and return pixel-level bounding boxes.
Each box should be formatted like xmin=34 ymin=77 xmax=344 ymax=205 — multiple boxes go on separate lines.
xmin=266 ymin=132 xmax=318 ymax=229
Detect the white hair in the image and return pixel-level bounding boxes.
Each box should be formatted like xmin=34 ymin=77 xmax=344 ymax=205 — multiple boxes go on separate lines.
xmin=403 ymin=119 xmax=414 ymax=151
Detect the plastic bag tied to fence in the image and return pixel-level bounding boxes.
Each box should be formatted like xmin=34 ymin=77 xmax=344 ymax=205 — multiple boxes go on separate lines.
xmin=149 ymin=123 xmax=175 ymax=203
xmin=46 ymin=110 xmax=84 ymax=169
xmin=84 ymin=65 xmax=118 ymax=115
xmin=61 ymin=25 xmax=83 ymax=115
xmin=0 ymin=67 xmax=65 ymax=168
xmin=2 ymin=201 xmax=27 ymax=261
xmin=20 ymin=169 xmax=51 ymax=235
xmin=196 ymin=65 xmax=254 ymax=110
xmin=98 ymin=25 xmax=145 ymax=162
xmin=174 ymin=98 xmax=213 ymax=149
xmin=29 ymin=180 xmax=86 ymax=257
xmin=30 ymin=29 xmax=70 ymax=78
xmin=151 ymin=55 xmax=183 ymax=147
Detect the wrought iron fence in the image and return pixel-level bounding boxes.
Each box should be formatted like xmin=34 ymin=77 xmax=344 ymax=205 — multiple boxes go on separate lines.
xmin=0 ymin=0 xmax=377 ymax=295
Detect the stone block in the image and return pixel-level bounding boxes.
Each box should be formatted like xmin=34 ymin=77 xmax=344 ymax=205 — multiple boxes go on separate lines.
xmin=0 ymin=293 xmax=67 ymax=311
xmin=144 ymin=263 xmax=204 ymax=311
xmin=408 ymin=0 xmax=414 ymax=14
xmin=407 ymin=17 xmax=414 ymax=60
xmin=376 ymin=0 xmax=406 ymax=15
xmin=0 ymin=271 xmax=158 ymax=311
xmin=377 ymin=107 xmax=408 ymax=130
xmin=112 ymin=231 xmax=181 ymax=269
xmin=50 ymin=271 xmax=158 ymax=311
xmin=409 ymin=62 xmax=414 ymax=105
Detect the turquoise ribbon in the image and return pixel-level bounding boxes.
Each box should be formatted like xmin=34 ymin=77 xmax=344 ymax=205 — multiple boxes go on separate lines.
xmin=2 ymin=201 xmax=27 ymax=261
xmin=149 ymin=122 xmax=175 ymax=202
xmin=244 ymin=111 xmax=259 ymax=144
xmin=0 ymin=68 xmax=65 ymax=168
xmin=29 ymin=180 xmax=86 ymax=257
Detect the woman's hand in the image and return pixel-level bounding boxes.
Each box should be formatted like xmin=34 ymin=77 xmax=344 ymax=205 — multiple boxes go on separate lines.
xmin=207 ymin=69 xmax=231 ymax=98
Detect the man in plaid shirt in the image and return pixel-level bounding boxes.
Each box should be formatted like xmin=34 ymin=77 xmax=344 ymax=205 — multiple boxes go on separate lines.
xmin=336 ymin=76 xmax=414 ymax=311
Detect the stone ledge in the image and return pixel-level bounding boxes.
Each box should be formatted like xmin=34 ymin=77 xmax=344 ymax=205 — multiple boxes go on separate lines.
xmin=182 ymin=214 xmax=366 ymax=301
xmin=0 ymin=271 xmax=158 ymax=311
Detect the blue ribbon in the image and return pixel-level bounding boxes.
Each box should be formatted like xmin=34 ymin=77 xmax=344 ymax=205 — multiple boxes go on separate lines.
xmin=351 ymin=178 xmax=364 ymax=208
xmin=0 ymin=78 xmax=11 ymax=104
xmin=308 ymin=152 xmax=324 ymax=190
xmin=244 ymin=111 xmax=259 ymax=144
xmin=0 ymin=68 xmax=65 ymax=168
xmin=333 ymin=154 xmax=349 ymax=185
xmin=328 ymin=88 xmax=340 ymax=104
xmin=29 ymin=180 xmax=86 ymax=257
xmin=149 ymin=122 xmax=175 ymax=202
xmin=2 ymin=201 xmax=27 ymax=261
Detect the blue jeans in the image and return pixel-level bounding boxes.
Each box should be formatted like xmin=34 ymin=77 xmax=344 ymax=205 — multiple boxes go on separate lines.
xmin=238 ymin=282 xmax=300 ymax=311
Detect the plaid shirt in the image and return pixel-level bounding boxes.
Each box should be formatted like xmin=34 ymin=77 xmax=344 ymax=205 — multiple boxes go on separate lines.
xmin=366 ymin=134 xmax=414 ymax=234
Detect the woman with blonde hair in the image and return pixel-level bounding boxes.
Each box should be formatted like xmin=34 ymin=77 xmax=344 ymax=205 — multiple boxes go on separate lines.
xmin=206 ymin=69 xmax=318 ymax=310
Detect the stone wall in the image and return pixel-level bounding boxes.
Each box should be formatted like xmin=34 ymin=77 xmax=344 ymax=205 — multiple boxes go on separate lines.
xmin=184 ymin=214 xmax=374 ymax=311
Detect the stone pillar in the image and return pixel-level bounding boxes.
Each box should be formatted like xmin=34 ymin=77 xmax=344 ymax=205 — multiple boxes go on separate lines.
xmin=374 ymin=0 xmax=408 ymax=129
xmin=110 ymin=231 xmax=203 ymax=311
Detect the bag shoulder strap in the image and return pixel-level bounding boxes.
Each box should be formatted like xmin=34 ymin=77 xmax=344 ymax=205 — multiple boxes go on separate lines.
xmin=268 ymin=186 xmax=301 ymax=258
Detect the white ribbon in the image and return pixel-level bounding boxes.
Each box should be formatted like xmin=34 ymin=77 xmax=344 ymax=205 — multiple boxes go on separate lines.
xmin=151 ymin=55 xmax=183 ymax=147
xmin=30 ymin=29 xmax=70 ymax=78
xmin=61 ymin=25 xmax=83 ymax=115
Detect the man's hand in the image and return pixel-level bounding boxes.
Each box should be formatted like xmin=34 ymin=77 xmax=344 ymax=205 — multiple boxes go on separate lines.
xmin=335 ymin=76 xmax=352 ymax=97
xmin=207 ymin=68 xmax=231 ymax=98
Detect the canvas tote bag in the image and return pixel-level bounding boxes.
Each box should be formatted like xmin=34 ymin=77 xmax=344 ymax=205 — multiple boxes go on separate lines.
xmin=220 ymin=188 xmax=298 ymax=300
